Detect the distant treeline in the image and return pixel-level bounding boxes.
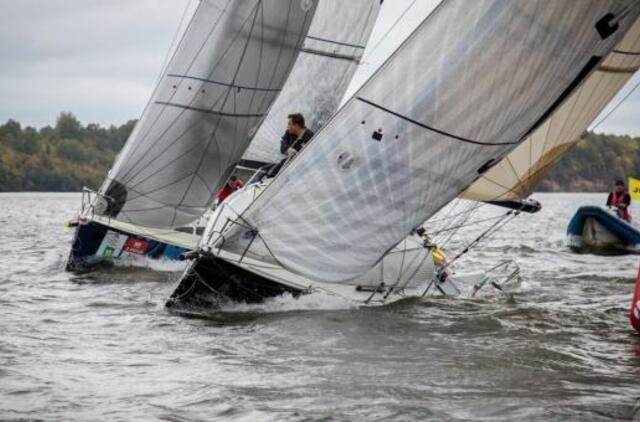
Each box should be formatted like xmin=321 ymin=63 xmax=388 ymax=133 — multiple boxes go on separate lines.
xmin=538 ymin=131 xmax=640 ymax=192
xmin=0 ymin=113 xmax=134 ymax=191
xmin=0 ymin=113 xmax=638 ymax=192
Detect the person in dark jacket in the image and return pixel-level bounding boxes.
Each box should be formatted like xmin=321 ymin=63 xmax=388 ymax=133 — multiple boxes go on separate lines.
xmin=280 ymin=113 xmax=314 ymax=157
xmin=269 ymin=113 xmax=314 ymax=176
xmin=606 ymin=179 xmax=631 ymax=222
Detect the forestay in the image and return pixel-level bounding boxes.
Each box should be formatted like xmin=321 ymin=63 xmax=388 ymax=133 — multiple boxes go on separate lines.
xmin=462 ymin=15 xmax=640 ymax=205
xmin=241 ymin=0 xmax=382 ymax=164
xmin=97 ymin=0 xmax=317 ymax=228
xmin=222 ymin=0 xmax=640 ymax=282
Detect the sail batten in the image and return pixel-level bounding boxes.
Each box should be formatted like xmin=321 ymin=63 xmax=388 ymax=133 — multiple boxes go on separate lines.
xmin=356 ymin=97 xmax=520 ymax=146
xmin=220 ymin=0 xmax=640 ymax=283
xmin=166 ymin=73 xmax=283 ymax=92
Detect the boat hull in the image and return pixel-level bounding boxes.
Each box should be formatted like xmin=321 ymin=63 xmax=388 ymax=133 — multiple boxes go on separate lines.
xmin=172 ymin=181 xmax=439 ymax=310
xmin=166 ymin=254 xmax=305 ymax=310
xmin=567 ymin=206 xmax=640 ymax=254
xmin=66 ymin=220 xmax=190 ymax=272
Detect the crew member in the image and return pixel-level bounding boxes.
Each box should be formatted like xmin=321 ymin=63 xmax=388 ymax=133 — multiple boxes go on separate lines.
xmin=280 ymin=113 xmax=314 ymax=157
xmin=268 ymin=113 xmax=314 ymax=177
xmin=606 ymin=179 xmax=631 ymax=223
xmin=217 ymin=175 xmax=244 ymax=203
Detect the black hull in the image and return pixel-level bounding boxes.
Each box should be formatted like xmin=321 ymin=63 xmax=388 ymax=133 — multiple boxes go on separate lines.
xmin=166 ymin=255 xmax=304 ymax=310
xmin=66 ymin=221 xmax=110 ymax=272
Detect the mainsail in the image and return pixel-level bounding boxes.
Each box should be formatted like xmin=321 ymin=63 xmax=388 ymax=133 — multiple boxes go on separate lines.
xmin=462 ymin=15 xmax=640 ymax=206
xmin=241 ymin=0 xmax=382 ymax=164
xmin=97 ymin=0 xmax=318 ymax=228
xmin=220 ymin=0 xmax=640 ymax=283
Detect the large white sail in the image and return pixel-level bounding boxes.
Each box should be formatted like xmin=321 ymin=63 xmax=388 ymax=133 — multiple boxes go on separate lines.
xmin=97 ymin=0 xmax=317 ymax=228
xmin=462 ymin=16 xmax=640 ymax=206
xmin=219 ymin=0 xmax=640 ymax=283
xmin=240 ymin=0 xmax=382 ymax=164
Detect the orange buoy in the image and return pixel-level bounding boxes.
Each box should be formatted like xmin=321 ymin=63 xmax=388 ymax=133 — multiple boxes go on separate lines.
xmin=630 ymin=261 xmax=640 ymax=334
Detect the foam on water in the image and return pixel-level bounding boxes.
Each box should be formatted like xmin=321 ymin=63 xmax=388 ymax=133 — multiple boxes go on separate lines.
xmin=217 ymin=290 xmax=359 ymax=313
xmin=3 ymin=192 xmax=640 ymax=421
xmin=113 ymin=254 xmax=188 ymax=273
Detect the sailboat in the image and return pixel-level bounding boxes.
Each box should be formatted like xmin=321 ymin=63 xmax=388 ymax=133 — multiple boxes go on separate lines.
xmin=66 ymin=0 xmax=382 ymax=271
xmin=166 ymin=0 xmax=640 ymax=310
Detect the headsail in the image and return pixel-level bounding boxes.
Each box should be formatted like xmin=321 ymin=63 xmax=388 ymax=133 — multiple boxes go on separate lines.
xmin=462 ymin=16 xmax=640 ymax=207
xmin=240 ymin=0 xmax=382 ymax=164
xmin=221 ymin=0 xmax=640 ymax=283
xmin=97 ymin=0 xmax=318 ymax=228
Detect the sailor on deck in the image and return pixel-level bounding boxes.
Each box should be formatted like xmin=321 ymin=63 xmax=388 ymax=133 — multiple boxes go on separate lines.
xmin=607 ymin=179 xmax=631 ymax=223
xmin=269 ymin=113 xmax=314 ymax=177
xmin=281 ymin=113 xmax=314 ymax=158
xmin=217 ymin=175 xmax=244 ymax=204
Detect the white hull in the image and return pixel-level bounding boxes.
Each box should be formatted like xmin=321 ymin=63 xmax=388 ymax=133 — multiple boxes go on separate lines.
xmin=168 ymin=182 xmax=517 ymax=308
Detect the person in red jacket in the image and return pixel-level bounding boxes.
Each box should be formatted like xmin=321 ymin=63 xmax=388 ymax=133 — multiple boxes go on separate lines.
xmin=606 ymin=179 xmax=631 ymax=223
xmin=217 ymin=175 xmax=245 ymax=203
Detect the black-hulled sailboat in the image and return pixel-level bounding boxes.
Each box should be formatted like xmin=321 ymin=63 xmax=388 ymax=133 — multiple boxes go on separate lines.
xmin=166 ymin=0 xmax=640 ymax=310
xmin=66 ymin=0 xmax=383 ymax=271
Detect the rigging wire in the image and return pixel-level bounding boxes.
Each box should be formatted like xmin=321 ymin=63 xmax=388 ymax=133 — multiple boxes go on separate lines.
xmin=154 ymin=0 xmax=195 ymax=86
xmin=360 ymin=0 xmax=419 ymax=64
xmin=436 ymin=210 xmax=520 ymax=274
xmin=430 ymin=213 xmax=509 ymax=237
xmin=590 ymin=75 xmax=640 ymax=131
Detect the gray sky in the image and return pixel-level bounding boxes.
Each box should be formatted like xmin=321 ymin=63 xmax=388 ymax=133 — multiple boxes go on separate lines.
xmin=1 ymin=0 xmax=638 ymax=135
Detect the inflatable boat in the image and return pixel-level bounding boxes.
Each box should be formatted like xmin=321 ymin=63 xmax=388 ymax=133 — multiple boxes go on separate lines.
xmin=567 ymin=206 xmax=640 ymax=254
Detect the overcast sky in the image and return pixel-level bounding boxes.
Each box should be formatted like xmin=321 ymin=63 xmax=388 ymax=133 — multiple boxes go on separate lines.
xmin=1 ymin=0 xmax=638 ymax=135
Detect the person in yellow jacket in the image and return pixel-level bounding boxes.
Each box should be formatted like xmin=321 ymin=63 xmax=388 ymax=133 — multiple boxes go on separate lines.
xmin=415 ymin=227 xmax=447 ymax=266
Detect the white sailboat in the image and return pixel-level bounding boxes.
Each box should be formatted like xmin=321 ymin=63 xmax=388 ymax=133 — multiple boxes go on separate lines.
xmin=66 ymin=0 xmax=382 ymax=271
xmin=166 ymin=0 xmax=640 ymax=310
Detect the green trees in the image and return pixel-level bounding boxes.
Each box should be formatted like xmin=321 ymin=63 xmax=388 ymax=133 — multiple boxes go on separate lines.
xmin=55 ymin=112 xmax=83 ymax=140
xmin=539 ymin=132 xmax=640 ymax=192
xmin=0 ymin=112 xmax=636 ymax=192
xmin=0 ymin=112 xmax=132 ymax=192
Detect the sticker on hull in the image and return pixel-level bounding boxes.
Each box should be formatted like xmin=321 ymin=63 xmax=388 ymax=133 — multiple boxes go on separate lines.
xmin=96 ymin=231 xmax=129 ymax=258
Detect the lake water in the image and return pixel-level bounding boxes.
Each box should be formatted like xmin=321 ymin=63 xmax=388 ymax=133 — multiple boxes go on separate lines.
xmin=1 ymin=192 xmax=640 ymax=421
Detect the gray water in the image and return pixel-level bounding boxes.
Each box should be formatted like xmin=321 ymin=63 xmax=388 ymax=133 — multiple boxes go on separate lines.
xmin=1 ymin=192 xmax=640 ymax=421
